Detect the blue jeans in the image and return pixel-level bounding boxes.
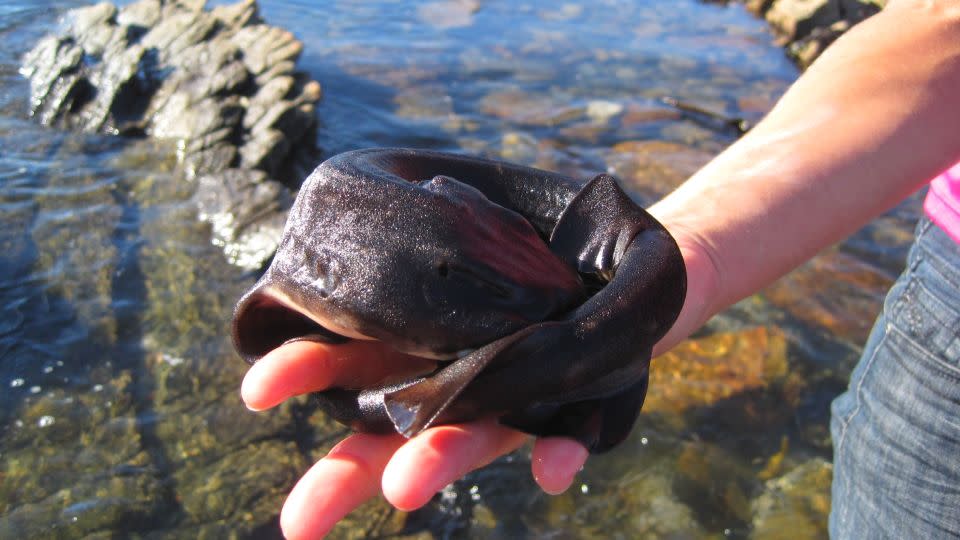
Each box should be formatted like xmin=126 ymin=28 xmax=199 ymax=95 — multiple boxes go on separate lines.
xmin=830 ymin=218 xmax=960 ymax=539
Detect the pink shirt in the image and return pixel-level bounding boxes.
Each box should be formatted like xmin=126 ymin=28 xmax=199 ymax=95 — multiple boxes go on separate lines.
xmin=924 ymin=162 xmax=960 ymax=244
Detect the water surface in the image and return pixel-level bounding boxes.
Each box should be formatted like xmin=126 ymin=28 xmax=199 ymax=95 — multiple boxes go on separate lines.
xmin=0 ymin=1 xmax=918 ymax=538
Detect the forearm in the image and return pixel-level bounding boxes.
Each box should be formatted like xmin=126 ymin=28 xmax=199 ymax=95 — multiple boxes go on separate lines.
xmin=650 ymin=2 xmax=960 ymax=352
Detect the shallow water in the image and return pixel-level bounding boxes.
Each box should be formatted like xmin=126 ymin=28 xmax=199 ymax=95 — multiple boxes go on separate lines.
xmin=0 ymin=0 xmax=921 ymax=538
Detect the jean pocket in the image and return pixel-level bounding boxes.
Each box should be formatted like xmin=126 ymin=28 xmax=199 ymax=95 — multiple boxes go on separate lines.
xmin=890 ymin=275 xmax=960 ymax=374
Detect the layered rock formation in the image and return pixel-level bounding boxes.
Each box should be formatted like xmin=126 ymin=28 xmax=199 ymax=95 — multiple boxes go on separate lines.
xmin=735 ymin=0 xmax=884 ymax=68
xmin=20 ymin=0 xmax=321 ymax=269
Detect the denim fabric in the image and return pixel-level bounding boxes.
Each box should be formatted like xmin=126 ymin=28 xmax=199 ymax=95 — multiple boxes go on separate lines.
xmin=830 ymin=218 xmax=960 ymax=539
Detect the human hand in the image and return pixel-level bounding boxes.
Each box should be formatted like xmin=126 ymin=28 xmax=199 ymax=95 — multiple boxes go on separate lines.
xmin=238 ymin=214 xmax=715 ymax=539
xmin=241 ymin=339 xmax=590 ymax=539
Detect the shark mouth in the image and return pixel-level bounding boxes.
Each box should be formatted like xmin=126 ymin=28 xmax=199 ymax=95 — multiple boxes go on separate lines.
xmin=232 ymin=286 xmax=444 ymax=391
xmin=231 ymin=287 xmax=353 ymax=364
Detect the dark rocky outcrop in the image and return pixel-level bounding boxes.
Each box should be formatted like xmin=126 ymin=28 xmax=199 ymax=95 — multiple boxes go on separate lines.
xmin=713 ymin=0 xmax=884 ymax=69
xmin=20 ymin=0 xmax=322 ymax=269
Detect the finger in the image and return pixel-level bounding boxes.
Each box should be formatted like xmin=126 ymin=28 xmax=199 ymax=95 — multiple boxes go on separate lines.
xmin=280 ymin=433 xmax=406 ymax=540
xmin=240 ymin=340 xmax=434 ymax=411
xmin=531 ymin=437 xmax=588 ymax=495
xmin=381 ymin=419 xmax=527 ymax=511
xmin=241 ymin=341 xmax=334 ymax=411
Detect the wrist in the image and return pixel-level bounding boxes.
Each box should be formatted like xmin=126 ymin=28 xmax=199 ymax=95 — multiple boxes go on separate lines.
xmin=650 ymin=222 xmax=723 ymax=357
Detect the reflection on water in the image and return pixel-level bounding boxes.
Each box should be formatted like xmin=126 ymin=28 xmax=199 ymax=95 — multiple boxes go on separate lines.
xmin=0 ymin=0 xmax=919 ymax=538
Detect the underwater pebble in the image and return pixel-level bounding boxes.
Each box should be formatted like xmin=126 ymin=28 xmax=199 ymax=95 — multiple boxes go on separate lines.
xmin=10 ymin=377 xmax=24 ymax=387
xmin=38 ymin=415 xmax=55 ymax=427
xmin=585 ymin=99 xmax=624 ymax=122
xmin=418 ymin=0 xmax=480 ymax=30
xmin=162 ymin=353 xmax=185 ymax=366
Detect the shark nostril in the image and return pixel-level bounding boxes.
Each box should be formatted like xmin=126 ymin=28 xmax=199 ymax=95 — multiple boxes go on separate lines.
xmin=304 ymin=248 xmax=341 ymax=296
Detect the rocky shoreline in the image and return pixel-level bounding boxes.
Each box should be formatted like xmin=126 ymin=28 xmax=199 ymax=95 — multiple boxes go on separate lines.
xmin=21 ymin=0 xmax=321 ymax=269
xmin=18 ymin=0 xmax=888 ymax=270
xmin=726 ymin=0 xmax=883 ymax=69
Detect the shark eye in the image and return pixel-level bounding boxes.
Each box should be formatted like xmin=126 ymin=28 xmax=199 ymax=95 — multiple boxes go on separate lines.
xmin=436 ymin=261 xmax=449 ymax=278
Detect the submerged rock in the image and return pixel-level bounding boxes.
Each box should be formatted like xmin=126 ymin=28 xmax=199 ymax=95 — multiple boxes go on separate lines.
xmin=604 ymin=140 xmax=713 ymax=204
xmin=751 ymin=458 xmax=833 ymax=539
xmin=0 ymin=372 xmax=170 ymax=538
xmin=20 ymin=0 xmax=323 ymax=269
xmin=763 ymin=249 xmax=892 ymax=344
xmin=417 ymin=0 xmax=481 ymax=30
xmin=531 ymin=452 xmax=709 ymax=538
xmin=645 ymin=327 xmax=789 ymax=423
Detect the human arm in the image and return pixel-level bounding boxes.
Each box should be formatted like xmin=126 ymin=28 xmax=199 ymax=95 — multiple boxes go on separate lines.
xmin=242 ymin=3 xmax=960 ymax=538
xmin=650 ymin=0 xmax=960 ymax=352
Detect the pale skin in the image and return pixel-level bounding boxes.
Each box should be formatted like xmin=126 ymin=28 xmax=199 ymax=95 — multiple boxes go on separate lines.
xmin=241 ymin=2 xmax=960 ymax=537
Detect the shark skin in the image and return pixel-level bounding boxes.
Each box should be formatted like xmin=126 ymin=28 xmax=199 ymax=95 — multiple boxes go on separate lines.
xmin=232 ymin=148 xmax=686 ymax=453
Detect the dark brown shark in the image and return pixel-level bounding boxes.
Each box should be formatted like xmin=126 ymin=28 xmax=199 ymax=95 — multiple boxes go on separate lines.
xmin=232 ymin=148 xmax=686 ymax=453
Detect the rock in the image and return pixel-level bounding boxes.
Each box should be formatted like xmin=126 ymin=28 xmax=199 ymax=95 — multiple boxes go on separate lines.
xmin=417 ymin=0 xmax=481 ymax=30
xmin=117 ymin=0 xmax=162 ymax=29
xmin=66 ymin=3 xmax=118 ymax=36
xmin=751 ymin=459 xmax=833 ymax=540
xmin=211 ymin=0 xmax=259 ymax=29
xmin=497 ymin=131 xmax=540 ymax=165
xmin=789 ymin=20 xmax=850 ymax=69
xmin=20 ymin=0 xmax=322 ymax=269
xmin=20 ymin=36 xmax=85 ymax=127
xmin=393 ymin=84 xmax=455 ymax=121
xmin=82 ymin=44 xmax=147 ymax=133
xmin=137 ymin=309 xmax=307 ymax=535
xmin=730 ymin=0 xmax=882 ymax=68
xmin=193 ymin=168 xmax=293 ymax=270
xmin=245 ymin=76 xmax=296 ymax=129
xmin=479 ymin=88 xmax=585 ymax=126
xmin=745 ymin=0 xmax=777 ymax=14
xmin=533 ymin=457 xmax=709 ymax=538
xmin=584 ymin=99 xmax=624 ymax=123
xmin=765 ymin=0 xmax=841 ymax=42
xmin=148 ymin=352 xmax=304 ymax=526
xmin=763 ymin=248 xmax=892 ymax=343
xmin=674 ymin=442 xmax=756 ymax=525
xmin=645 ymin=327 xmax=789 ymax=419
xmin=604 ymin=140 xmax=713 ymax=204
xmin=174 ymin=439 xmax=303 ymax=526
xmin=182 ymin=143 xmax=238 ymax=181
xmin=620 ymin=102 xmax=682 ymax=128
xmin=0 ymin=372 xmax=170 ymax=538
